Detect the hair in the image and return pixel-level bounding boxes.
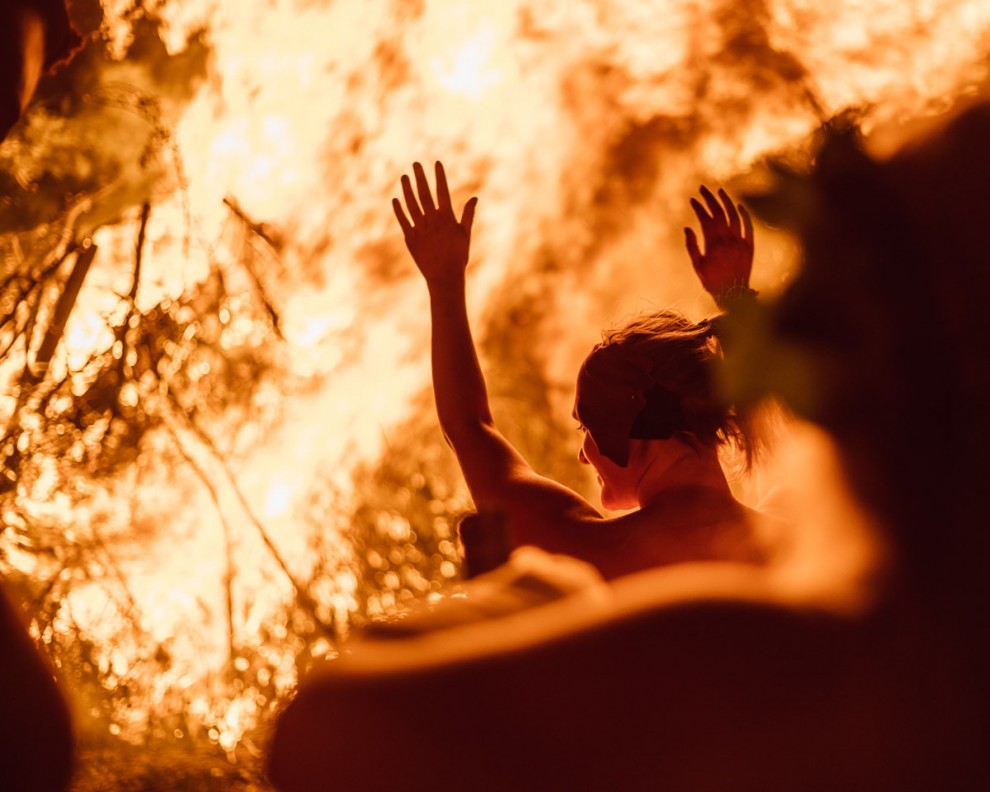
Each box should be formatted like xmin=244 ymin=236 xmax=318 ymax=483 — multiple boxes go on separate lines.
xmin=597 ymin=309 xmax=757 ymax=468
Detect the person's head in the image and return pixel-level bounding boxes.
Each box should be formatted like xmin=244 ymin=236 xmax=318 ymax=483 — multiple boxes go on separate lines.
xmin=573 ymin=310 xmax=752 ymax=505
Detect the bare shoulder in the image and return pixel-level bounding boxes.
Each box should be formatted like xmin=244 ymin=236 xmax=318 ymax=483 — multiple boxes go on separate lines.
xmin=491 ymin=466 xmax=608 ymax=546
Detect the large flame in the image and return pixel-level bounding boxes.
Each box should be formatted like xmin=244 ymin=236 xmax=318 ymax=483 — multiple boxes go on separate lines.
xmin=8 ymin=0 xmax=990 ymax=755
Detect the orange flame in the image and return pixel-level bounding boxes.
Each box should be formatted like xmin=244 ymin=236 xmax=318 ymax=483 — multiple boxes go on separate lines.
xmin=16 ymin=0 xmax=990 ymax=752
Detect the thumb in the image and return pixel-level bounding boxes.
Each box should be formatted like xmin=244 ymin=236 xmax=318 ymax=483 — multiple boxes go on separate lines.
xmin=460 ymin=197 xmax=478 ymax=235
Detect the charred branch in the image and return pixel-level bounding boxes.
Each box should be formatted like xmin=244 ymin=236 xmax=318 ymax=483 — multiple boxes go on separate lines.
xmin=222 ymin=196 xmax=282 ymax=252
xmin=161 ymin=386 xmax=335 ymax=640
xmin=130 ymin=203 xmax=151 ymax=305
xmin=165 ymin=425 xmax=238 ymax=669
xmin=33 ymin=244 xmax=99 ymax=377
xmin=114 ymin=204 xmax=152 ymax=408
xmin=1 ymin=245 xmax=97 ymax=482
xmin=223 ymin=196 xmax=285 ymax=339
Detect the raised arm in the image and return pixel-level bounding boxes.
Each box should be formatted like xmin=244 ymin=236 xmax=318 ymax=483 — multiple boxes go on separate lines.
xmin=393 ymin=162 xmax=602 ymax=544
xmin=392 ymin=161 xmax=489 ymax=448
xmin=684 ymin=186 xmax=756 ymax=309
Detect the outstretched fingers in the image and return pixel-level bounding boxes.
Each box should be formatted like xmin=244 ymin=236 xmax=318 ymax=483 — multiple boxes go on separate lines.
xmin=694 ymin=186 xmax=753 ymax=245
xmin=392 ymin=198 xmax=413 ymax=236
xmin=739 ymin=202 xmax=754 ymax=247
xmin=401 ymin=174 xmax=422 ymax=221
xmin=699 ymin=185 xmax=727 ymax=227
xmin=435 ymin=161 xmax=452 ymax=213
xmin=460 ymin=196 xmax=478 ymax=234
xmin=394 ymin=161 xmax=477 ymax=253
xmin=413 ymin=161 xmax=436 ymax=214
xmin=684 ymin=227 xmax=703 ymax=270
xmin=690 ymin=197 xmax=714 ymax=235
xmin=719 ymin=188 xmax=741 ymax=234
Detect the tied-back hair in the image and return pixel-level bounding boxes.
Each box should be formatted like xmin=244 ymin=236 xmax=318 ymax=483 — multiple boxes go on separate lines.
xmin=599 ymin=309 xmax=758 ymax=469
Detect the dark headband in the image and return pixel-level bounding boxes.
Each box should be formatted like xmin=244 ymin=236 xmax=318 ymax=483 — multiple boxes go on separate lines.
xmin=575 ymin=343 xmax=691 ymax=467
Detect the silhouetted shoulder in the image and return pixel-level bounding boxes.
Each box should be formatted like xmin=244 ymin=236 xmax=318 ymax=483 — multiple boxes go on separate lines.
xmin=268 ymin=574 xmax=986 ymax=791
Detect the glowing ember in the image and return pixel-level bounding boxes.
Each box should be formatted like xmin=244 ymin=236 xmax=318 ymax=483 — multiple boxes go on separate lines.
xmin=2 ymin=0 xmax=989 ymax=757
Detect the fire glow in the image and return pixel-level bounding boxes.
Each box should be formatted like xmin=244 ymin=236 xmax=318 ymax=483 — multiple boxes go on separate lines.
xmin=4 ymin=0 xmax=990 ymax=756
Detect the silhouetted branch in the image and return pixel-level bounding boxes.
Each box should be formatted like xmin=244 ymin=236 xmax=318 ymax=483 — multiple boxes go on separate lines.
xmin=0 ymin=244 xmax=98 ymax=458
xmin=83 ymin=538 xmax=145 ymax=634
xmin=165 ymin=424 xmax=238 ymax=668
xmin=222 ymin=196 xmax=281 ymax=252
xmin=130 ymin=203 xmax=151 ymax=305
xmin=223 ymin=196 xmax=284 ymax=339
xmin=0 ymin=289 xmax=35 ymax=362
xmin=160 ymin=387 xmax=334 ymax=639
xmin=0 ymin=249 xmax=67 ymax=362
xmin=113 ymin=204 xmax=152 ymax=401
xmin=33 ymin=244 xmax=99 ymax=376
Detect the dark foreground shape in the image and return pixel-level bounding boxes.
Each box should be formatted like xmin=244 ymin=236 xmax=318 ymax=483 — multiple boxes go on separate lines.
xmin=0 ymin=3 xmax=79 ymax=790
xmin=267 ymin=555 xmax=987 ymax=792
xmin=0 ymin=585 xmax=74 ymax=792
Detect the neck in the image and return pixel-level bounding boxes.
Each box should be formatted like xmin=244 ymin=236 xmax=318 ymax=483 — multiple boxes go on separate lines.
xmin=635 ymin=442 xmax=737 ymax=514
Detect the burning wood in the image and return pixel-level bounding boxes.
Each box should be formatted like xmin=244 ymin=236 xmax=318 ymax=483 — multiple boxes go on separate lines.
xmin=1 ymin=0 xmax=989 ymax=787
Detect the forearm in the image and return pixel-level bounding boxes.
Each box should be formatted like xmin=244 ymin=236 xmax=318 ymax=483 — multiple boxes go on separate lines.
xmin=427 ymin=277 xmax=494 ymax=442
xmin=392 ymin=160 xmax=494 ymax=451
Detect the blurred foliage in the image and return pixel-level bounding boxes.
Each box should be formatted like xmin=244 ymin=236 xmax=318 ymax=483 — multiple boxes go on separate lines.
xmin=0 ymin=9 xmax=209 ymax=237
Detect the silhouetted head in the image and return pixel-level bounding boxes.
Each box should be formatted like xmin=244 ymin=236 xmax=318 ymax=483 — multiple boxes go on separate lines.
xmin=573 ymin=310 xmax=752 ymax=471
xmin=739 ymin=101 xmax=990 ymax=607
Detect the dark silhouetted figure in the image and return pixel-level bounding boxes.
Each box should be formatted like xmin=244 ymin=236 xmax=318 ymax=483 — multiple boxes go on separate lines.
xmin=0 ymin=2 xmax=79 ymax=790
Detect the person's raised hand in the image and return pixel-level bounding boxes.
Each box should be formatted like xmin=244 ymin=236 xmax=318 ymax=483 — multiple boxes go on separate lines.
xmin=393 ymin=161 xmax=478 ymax=289
xmin=684 ymin=186 xmax=755 ymax=308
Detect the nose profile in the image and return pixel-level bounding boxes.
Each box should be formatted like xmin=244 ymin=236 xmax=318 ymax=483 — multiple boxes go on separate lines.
xmin=578 ymin=446 xmax=588 ymax=465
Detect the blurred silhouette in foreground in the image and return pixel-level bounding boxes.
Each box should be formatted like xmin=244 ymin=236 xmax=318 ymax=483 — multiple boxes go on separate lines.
xmin=0 ymin=0 xmax=80 ymax=141
xmin=0 ymin=2 xmax=80 ymax=790
xmin=268 ymin=105 xmax=990 ymax=791
xmin=383 ymin=162 xmax=764 ymax=582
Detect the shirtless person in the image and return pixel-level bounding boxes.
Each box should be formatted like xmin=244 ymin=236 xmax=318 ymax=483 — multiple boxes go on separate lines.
xmin=391 ymin=163 xmax=762 ymax=580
